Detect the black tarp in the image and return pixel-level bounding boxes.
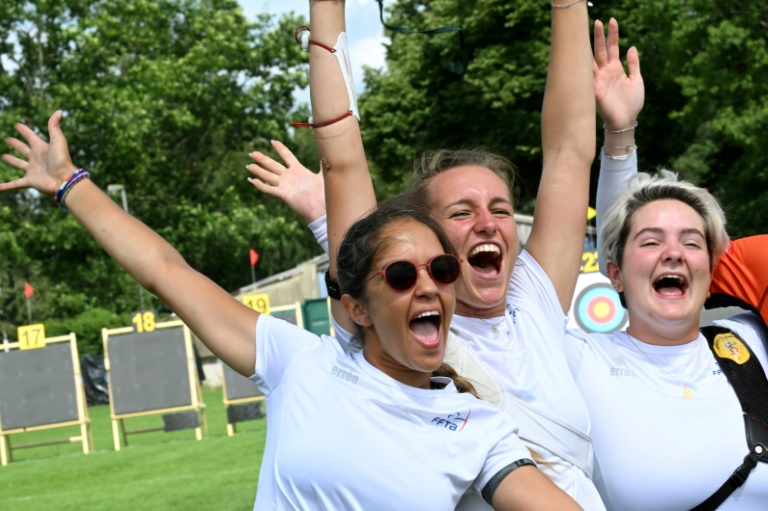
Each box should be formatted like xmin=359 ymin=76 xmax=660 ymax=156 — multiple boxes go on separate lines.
xmin=81 ymin=354 xmax=110 ymax=406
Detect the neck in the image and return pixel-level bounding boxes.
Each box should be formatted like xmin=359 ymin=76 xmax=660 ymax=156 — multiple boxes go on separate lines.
xmin=626 ymin=322 xmax=701 ymax=347
xmin=455 ymin=300 xmax=505 ymax=319
xmin=361 ymin=348 xmax=434 ymax=389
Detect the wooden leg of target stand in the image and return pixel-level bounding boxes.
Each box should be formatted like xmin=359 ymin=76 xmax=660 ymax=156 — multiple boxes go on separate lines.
xmin=112 ymin=418 xmax=121 ymax=451
xmin=80 ymin=420 xmax=91 ymax=455
xmin=195 ymin=406 xmax=207 ymax=441
xmin=120 ymin=418 xmax=129 ymax=447
xmin=0 ymin=433 xmax=9 ymax=466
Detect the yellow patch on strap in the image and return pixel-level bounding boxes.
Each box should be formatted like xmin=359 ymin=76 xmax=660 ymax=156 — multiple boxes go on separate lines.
xmin=713 ymin=333 xmax=751 ymax=365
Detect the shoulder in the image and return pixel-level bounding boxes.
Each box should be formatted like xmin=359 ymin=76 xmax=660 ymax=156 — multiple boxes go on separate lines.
xmin=711 ymin=312 xmax=768 ymax=357
xmin=508 ymin=250 xmax=566 ymax=322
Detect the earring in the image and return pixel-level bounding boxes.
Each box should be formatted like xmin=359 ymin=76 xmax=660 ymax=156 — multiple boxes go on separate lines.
xmin=612 ymin=282 xmax=621 ymax=292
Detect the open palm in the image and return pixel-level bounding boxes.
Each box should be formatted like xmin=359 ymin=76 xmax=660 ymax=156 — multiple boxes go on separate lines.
xmin=1 ymin=111 xmax=78 ymax=195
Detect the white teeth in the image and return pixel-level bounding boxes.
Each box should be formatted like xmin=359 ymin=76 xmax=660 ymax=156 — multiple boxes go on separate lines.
xmin=654 ymin=274 xmax=685 ymax=285
xmin=416 ymin=311 xmax=439 ymax=320
xmin=469 ymin=244 xmax=500 ymax=257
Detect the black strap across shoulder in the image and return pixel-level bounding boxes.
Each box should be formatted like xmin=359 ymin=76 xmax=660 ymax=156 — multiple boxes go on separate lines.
xmin=690 ymin=326 xmax=768 ymax=511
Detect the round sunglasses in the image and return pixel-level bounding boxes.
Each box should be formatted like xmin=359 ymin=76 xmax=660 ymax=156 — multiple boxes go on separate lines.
xmin=366 ymin=254 xmax=462 ymax=292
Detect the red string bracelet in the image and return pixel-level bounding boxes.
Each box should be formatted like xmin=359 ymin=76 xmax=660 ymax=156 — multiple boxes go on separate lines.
xmin=295 ymin=25 xmax=336 ymax=53
xmin=290 ymin=110 xmax=354 ymax=129
xmin=291 ymin=26 xmax=354 ymax=129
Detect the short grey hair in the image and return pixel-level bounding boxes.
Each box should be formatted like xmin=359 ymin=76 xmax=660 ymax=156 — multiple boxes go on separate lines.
xmin=600 ymin=170 xmax=730 ymax=271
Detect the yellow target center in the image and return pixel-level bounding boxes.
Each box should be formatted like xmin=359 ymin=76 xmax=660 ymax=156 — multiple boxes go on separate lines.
xmin=593 ymin=302 xmax=611 ymax=319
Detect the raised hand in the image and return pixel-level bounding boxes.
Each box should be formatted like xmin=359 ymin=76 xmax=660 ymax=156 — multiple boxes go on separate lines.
xmin=1 ymin=111 xmax=78 ymax=195
xmin=593 ymin=18 xmax=644 ymax=130
xmin=247 ymin=140 xmax=326 ymax=224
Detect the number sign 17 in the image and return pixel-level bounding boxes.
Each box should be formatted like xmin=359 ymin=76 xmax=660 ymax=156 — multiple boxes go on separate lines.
xmin=18 ymin=324 xmax=46 ymax=350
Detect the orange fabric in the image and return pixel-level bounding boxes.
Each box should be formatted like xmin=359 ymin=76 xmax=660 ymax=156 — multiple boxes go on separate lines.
xmin=710 ymin=235 xmax=768 ymax=326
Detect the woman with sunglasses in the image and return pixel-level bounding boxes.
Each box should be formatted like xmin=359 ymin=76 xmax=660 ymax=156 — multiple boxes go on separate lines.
xmin=2 ymin=113 xmax=582 ymax=510
xmin=250 ymin=1 xmax=601 ymax=508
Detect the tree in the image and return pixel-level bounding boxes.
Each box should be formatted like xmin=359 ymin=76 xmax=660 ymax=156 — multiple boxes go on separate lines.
xmin=0 ymin=0 xmax=320 ymax=337
xmin=360 ymin=0 xmax=555 ymax=205
xmin=360 ymin=0 xmax=768 ymax=237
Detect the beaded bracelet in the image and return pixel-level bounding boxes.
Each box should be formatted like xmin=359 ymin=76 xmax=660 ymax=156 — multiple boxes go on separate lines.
xmin=552 ymin=0 xmax=593 ymax=8
xmin=53 ymin=169 xmax=91 ymax=212
xmin=603 ymin=120 xmax=638 ymax=133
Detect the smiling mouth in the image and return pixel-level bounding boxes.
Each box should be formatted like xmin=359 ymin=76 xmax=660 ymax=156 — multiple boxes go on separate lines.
xmin=653 ymin=274 xmax=688 ymax=297
xmin=467 ymin=244 xmax=502 ymax=275
xmin=410 ymin=310 xmax=442 ymax=349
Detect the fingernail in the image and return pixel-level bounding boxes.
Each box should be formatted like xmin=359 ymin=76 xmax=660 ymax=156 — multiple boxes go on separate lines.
xmin=247 ymin=177 xmax=254 ymax=184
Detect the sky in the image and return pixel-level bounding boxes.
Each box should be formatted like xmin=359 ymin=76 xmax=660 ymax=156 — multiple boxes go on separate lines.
xmin=238 ymin=0 xmax=389 ymax=99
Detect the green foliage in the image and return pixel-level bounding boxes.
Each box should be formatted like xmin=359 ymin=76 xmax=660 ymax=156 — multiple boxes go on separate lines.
xmin=362 ymin=0 xmax=768 ymax=236
xmin=45 ymin=307 xmax=130 ymax=354
xmin=360 ymin=0 xmax=552 ymax=205
xmin=0 ymin=0 xmax=320 ymax=338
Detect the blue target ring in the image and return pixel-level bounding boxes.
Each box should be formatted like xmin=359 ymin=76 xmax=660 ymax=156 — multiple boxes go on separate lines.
xmin=574 ymin=283 xmax=627 ymax=333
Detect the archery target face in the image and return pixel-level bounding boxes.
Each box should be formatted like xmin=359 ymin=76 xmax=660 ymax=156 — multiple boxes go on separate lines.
xmin=574 ymin=283 xmax=627 ymax=333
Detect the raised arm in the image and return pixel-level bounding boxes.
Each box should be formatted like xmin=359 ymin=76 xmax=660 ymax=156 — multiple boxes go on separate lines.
xmin=525 ymin=0 xmax=595 ymax=313
xmin=307 ymin=0 xmax=377 ymax=332
xmin=593 ymin=18 xmax=644 ymax=275
xmin=2 ymin=112 xmax=258 ymax=377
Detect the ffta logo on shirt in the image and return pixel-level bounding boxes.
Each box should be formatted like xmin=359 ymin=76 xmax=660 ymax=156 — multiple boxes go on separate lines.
xmin=431 ymin=409 xmax=471 ymax=432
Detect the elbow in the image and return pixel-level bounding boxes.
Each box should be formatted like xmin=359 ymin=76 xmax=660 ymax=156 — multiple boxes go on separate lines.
xmin=132 ymin=247 xmax=191 ymax=296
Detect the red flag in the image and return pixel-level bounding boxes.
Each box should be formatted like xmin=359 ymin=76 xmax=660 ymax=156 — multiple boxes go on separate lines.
xmin=24 ymin=282 xmax=34 ymax=298
xmin=249 ymin=248 xmax=259 ymax=266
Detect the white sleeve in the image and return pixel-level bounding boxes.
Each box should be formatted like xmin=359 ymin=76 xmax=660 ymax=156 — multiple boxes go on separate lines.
xmin=507 ymin=250 xmax=568 ymax=331
xmin=308 ymin=214 xmax=330 ymax=255
xmin=596 ymin=149 xmax=638 ymax=276
xmin=474 ymin=415 xmax=535 ymax=497
xmin=250 ymin=315 xmax=322 ymax=395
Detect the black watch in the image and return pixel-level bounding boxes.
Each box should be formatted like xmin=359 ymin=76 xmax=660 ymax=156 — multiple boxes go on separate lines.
xmin=324 ymin=269 xmax=342 ymax=300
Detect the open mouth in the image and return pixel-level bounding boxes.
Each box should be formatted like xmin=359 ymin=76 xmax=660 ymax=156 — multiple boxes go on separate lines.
xmin=467 ymin=243 xmax=502 ymax=276
xmin=653 ymin=274 xmax=688 ymax=297
xmin=409 ymin=310 xmax=442 ymax=349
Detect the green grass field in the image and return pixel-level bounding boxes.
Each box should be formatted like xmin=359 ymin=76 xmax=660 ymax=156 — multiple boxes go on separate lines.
xmin=0 ymin=388 xmax=266 ymax=511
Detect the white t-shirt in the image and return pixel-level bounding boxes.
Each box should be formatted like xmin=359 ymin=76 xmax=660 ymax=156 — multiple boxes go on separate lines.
xmin=450 ymin=250 xmax=603 ymax=510
xmin=566 ymin=313 xmax=768 ymax=510
xmin=249 ymin=315 xmax=533 ymax=511
xmin=333 ymin=250 xmax=604 ymax=511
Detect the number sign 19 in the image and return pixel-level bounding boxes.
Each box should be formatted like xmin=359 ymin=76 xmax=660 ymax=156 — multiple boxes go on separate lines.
xmin=243 ymin=293 xmax=271 ymax=315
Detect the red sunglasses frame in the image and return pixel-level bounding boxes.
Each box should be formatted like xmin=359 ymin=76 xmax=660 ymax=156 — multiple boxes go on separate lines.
xmin=365 ymin=254 xmax=462 ymax=292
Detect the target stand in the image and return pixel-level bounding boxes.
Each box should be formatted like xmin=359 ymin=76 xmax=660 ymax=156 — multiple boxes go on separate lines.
xmin=103 ymin=319 xmax=207 ymax=451
xmin=0 ymin=333 xmax=93 ymax=466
